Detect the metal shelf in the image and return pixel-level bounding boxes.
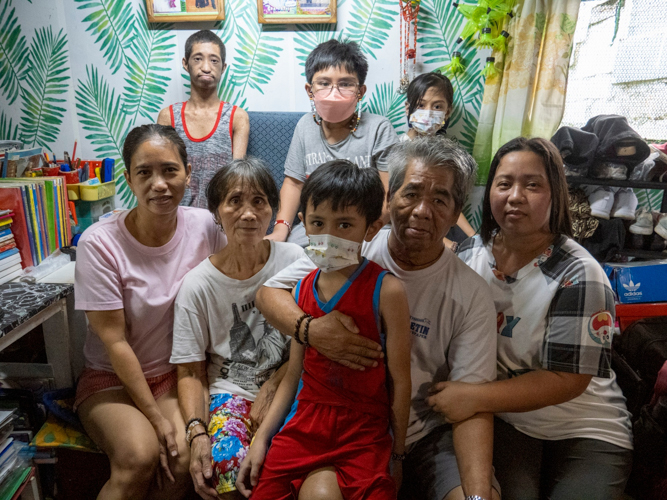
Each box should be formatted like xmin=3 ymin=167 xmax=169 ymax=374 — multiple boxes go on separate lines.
xmin=616 ymin=248 xmax=667 ymax=260
xmin=567 ymin=176 xmax=667 ymax=191
xmin=567 ymin=175 xmax=667 ymax=252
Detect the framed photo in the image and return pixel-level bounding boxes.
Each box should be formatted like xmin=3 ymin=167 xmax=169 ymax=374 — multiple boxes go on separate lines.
xmin=147 ymin=0 xmax=225 ymax=23
xmin=258 ymin=0 xmax=336 ymax=24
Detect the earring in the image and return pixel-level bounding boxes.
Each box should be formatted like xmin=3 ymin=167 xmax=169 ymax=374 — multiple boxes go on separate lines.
xmin=350 ymin=95 xmax=362 ymax=134
xmin=212 ymin=214 xmax=224 ymax=233
xmin=310 ymin=96 xmax=322 ymax=126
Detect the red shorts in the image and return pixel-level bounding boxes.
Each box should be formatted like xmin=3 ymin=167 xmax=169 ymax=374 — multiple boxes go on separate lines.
xmin=74 ymin=368 xmax=178 ymax=411
xmin=250 ymin=401 xmax=395 ymax=500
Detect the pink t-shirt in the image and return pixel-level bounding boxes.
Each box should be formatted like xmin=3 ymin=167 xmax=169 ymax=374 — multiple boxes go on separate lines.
xmin=74 ymin=207 xmax=226 ymax=378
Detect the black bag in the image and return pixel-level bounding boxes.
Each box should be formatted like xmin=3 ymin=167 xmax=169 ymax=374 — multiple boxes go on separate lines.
xmin=612 ymin=316 xmax=667 ymax=420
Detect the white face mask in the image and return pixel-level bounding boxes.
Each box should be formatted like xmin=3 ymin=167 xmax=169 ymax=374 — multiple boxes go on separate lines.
xmin=409 ymin=109 xmax=446 ymax=136
xmin=305 ymin=234 xmax=361 ymax=273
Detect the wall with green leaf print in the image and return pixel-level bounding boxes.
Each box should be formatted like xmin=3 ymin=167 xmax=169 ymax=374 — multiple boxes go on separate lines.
xmin=0 ymin=0 xmax=487 ymax=223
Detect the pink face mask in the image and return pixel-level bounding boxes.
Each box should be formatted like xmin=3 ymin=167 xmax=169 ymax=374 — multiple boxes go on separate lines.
xmin=312 ymin=88 xmax=358 ymax=124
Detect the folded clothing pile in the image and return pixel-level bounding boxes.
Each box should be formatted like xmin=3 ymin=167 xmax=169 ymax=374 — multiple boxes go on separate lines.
xmin=551 ymin=115 xmax=663 ymax=181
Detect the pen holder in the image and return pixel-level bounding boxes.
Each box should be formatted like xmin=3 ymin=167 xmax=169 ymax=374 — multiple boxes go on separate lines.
xmin=60 ymin=170 xmax=80 ymax=185
xmin=44 ymin=166 xmax=61 ymax=176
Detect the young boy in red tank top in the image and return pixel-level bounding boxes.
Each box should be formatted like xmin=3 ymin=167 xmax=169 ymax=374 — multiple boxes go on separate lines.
xmin=236 ymin=160 xmax=412 ymax=500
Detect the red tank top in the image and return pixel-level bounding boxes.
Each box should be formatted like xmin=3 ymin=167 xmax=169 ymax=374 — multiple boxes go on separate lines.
xmin=295 ymin=258 xmax=390 ymax=418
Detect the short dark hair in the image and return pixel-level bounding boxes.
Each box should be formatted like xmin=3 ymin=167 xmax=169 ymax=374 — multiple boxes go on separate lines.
xmin=388 ymin=136 xmax=476 ymax=213
xmin=480 ymin=137 xmax=573 ymax=243
xmin=206 ymin=156 xmax=280 ymax=221
xmin=305 ymin=39 xmax=368 ymax=85
xmin=300 ymin=160 xmax=384 ymax=225
xmin=185 ymin=30 xmax=225 ymax=64
xmin=406 ymin=71 xmax=454 ymax=135
xmin=122 ymin=124 xmax=187 ymax=175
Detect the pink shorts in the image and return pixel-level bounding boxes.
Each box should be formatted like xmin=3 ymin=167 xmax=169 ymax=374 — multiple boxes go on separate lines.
xmin=74 ymin=368 xmax=178 ymax=411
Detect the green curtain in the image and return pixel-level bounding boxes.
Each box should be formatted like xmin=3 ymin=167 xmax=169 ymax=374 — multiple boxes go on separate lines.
xmin=473 ymin=0 xmax=581 ymax=184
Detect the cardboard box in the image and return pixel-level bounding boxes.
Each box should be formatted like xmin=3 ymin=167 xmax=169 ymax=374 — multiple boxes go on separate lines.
xmin=605 ymin=260 xmax=667 ymax=304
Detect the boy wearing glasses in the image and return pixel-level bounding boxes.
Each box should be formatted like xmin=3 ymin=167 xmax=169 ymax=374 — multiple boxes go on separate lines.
xmin=158 ymin=30 xmax=249 ymax=208
xmin=267 ymin=39 xmax=399 ymax=246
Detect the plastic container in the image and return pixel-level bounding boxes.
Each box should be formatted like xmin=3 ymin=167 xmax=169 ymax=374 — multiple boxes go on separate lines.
xmin=44 ymin=166 xmax=60 ymax=176
xmin=60 ymin=169 xmax=79 ymax=185
xmin=67 ymin=184 xmax=80 ymax=201
xmin=615 ymin=302 xmax=667 ymax=332
xmin=79 ymin=180 xmax=115 ymax=201
xmin=77 ymin=198 xmax=114 ymax=219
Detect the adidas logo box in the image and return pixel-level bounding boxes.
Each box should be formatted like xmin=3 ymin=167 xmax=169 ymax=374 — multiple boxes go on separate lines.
xmin=604 ymin=260 xmax=667 ymax=304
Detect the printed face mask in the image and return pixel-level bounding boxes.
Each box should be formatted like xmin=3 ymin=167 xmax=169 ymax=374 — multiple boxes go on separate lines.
xmin=409 ymin=109 xmax=446 ymax=136
xmin=312 ymin=89 xmax=358 ymax=124
xmin=305 ymin=233 xmax=361 ymax=273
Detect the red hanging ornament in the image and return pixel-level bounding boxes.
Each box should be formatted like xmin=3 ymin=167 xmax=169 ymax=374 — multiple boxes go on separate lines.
xmin=399 ymin=0 xmax=421 ymax=93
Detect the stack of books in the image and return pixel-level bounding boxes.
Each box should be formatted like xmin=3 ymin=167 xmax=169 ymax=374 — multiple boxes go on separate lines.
xmin=0 ymin=410 xmax=33 ymax=499
xmin=0 ymin=177 xmax=71 ymax=268
xmin=0 ymin=210 xmax=22 ymax=284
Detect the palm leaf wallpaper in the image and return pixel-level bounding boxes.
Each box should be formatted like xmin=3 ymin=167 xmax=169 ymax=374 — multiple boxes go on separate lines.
xmin=0 ymin=0 xmax=499 ymax=218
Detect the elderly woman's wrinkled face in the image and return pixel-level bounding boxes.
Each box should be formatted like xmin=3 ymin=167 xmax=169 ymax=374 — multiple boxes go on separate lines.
xmin=216 ymin=179 xmax=273 ymax=245
xmin=389 ymin=159 xmax=460 ymax=252
xmin=124 ymin=136 xmax=190 ymax=215
xmin=490 ymin=151 xmax=552 ymax=238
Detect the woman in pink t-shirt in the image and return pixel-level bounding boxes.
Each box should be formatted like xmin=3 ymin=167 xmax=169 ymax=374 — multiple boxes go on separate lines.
xmin=74 ymin=124 xmax=226 ymax=499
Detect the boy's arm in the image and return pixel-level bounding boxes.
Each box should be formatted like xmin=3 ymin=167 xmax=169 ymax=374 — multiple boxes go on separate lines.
xmin=380 ymin=275 xmax=411 ymax=456
xmin=232 ymin=107 xmax=249 ymax=159
xmin=253 ymin=339 xmax=304 ymax=445
xmin=236 ymin=336 xmax=305 ymax=496
xmin=157 ymin=106 xmax=171 ymax=126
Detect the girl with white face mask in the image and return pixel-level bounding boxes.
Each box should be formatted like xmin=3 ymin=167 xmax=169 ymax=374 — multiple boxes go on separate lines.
xmin=266 ymin=40 xmax=399 ymax=247
xmin=404 ymin=71 xmax=454 ymax=141
xmin=403 ymin=72 xmax=476 ymax=249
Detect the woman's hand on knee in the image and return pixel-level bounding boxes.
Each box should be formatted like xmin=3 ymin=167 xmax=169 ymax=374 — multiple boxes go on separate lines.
xmin=151 ymin=415 xmax=179 ymax=484
xmin=236 ymin=441 xmax=267 ymax=498
xmin=190 ymin=434 xmax=218 ymax=500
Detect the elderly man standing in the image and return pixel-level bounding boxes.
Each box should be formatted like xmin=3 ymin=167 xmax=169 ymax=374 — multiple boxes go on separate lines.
xmin=256 ymin=137 xmax=499 ymax=500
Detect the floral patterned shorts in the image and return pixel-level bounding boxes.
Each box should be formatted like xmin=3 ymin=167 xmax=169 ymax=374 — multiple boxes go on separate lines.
xmin=208 ymin=393 xmax=253 ymax=494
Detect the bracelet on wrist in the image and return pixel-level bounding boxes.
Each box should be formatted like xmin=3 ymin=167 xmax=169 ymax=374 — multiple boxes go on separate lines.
xmin=274 ymin=219 xmax=292 ymax=234
xmin=188 ymin=432 xmax=208 ymax=448
xmin=464 ymin=496 xmax=486 ymax=500
xmin=302 ymin=316 xmax=313 ymax=347
xmin=185 ymin=417 xmax=207 ymax=444
xmin=391 ymin=452 xmax=406 ymax=461
xmin=294 ymin=313 xmax=309 ymax=345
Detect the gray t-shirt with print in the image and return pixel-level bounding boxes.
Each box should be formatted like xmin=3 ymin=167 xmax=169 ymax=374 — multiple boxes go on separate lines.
xmin=284 ymin=112 xmax=399 ymax=182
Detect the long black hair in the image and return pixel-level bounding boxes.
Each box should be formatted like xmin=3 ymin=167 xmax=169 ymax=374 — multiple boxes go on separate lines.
xmin=406 ymin=71 xmax=454 ymax=135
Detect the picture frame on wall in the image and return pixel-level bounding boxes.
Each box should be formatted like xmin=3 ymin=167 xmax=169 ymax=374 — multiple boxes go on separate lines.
xmin=258 ymin=0 xmax=336 ymax=24
xmin=147 ymin=0 xmax=225 ymax=23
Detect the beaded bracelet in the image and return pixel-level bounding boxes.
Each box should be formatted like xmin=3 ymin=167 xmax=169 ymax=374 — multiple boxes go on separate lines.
xmin=188 ymin=432 xmax=208 ymax=448
xmin=303 ymin=316 xmax=313 ymax=347
xmin=274 ymin=219 xmax=292 ymax=234
xmin=391 ymin=452 xmax=406 ymax=461
xmin=185 ymin=417 xmax=207 ymax=444
xmin=294 ymin=313 xmax=309 ymax=345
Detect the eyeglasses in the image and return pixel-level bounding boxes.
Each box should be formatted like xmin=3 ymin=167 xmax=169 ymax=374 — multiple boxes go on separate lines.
xmin=311 ymin=81 xmax=359 ymax=97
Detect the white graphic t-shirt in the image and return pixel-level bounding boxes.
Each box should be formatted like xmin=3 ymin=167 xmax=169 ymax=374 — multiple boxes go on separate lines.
xmin=171 ymin=241 xmax=305 ymax=401
xmin=458 ymin=235 xmax=633 ymax=449
xmin=263 ymin=228 xmax=498 ymax=445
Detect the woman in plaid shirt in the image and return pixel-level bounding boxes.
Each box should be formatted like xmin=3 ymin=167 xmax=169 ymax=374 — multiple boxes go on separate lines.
xmin=427 ymin=137 xmax=633 ymax=500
